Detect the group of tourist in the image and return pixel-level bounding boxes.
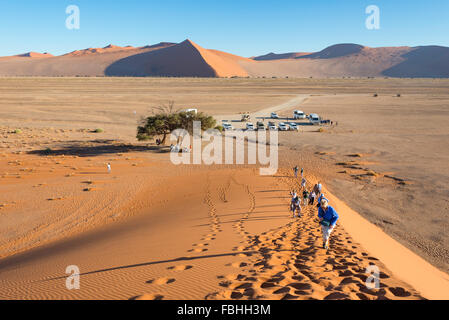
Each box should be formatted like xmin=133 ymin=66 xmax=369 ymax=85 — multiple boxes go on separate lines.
xmin=290 ymin=166 xmax=339 ymax=250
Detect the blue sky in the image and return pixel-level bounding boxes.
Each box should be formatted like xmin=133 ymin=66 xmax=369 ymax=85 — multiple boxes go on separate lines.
xmin=0 ymin=0 xmax=448 ymax=57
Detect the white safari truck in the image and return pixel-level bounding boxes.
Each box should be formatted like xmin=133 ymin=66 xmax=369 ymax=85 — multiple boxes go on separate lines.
xmin=309 ymin=113 xmax=321 ymax=125
xmin=184 ymin=108 xmax=198 ymax=114
xmin=293 ymin=110 xmax=306 ymax=119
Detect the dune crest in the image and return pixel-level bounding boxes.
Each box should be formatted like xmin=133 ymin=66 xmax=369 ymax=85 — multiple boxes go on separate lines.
xmin=253 ymin=52 xmax=311 ymax=61
xmin=105 ymin=39 xmax=249 ymax=77
xmin=65 ymin=44 xmax=136 ymax=57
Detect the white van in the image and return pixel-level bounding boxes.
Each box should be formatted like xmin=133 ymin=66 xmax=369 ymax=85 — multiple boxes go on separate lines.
xmin=293 ymin=110 xmax=306 ymax=120
xmin=246 ymin=123 xmax=255 ymax=131
xmin=309 ymin=113 xmax=321 ymax=125
xmin=184 ymin=108 xmax=198 ymax=114
xmin=278 ymin=122 xmax=289 ymax=131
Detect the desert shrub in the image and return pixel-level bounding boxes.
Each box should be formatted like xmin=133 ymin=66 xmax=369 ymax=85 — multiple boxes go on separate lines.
xmin=137 ymin=101 xmax=216 ymax=144
xmin=94 ymin=128 xmax=104 ymax=133
xmin=13 ymin=129 xmax=22 ymax=134
xmin=373 ymin=93 xmax=378 ymax=97
xmin=214 ymin=125 xmax=224 ymax=133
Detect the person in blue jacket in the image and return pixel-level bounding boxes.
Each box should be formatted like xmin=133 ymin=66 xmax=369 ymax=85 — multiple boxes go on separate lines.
xmin=318 ymin=199 xmax=339 ymax=249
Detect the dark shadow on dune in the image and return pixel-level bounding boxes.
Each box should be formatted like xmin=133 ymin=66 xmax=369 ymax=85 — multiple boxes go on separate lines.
xmin=105 ymin=40 xmax=217 ymax=77
xmin=27 ymin=141 xmax=169 ymax=157
xmin=254 ymin=52 xmax=307 ymax=61
xmin=105 ymin=50 xmax=157 ymax=77
xmin=382 ymin=46 xmax=449 ymax=78
xmin=297 ymin=44 xmax=364 ymax=60
xmin=39 ymin=251 xmax=259 ymax=282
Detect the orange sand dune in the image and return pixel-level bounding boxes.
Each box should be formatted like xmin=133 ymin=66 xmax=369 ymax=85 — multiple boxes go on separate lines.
xmin=105 ymin=39 xmax=249 ymax=77
xmin=1 ymin=88 xmax=449 ymax=299
xmin=0 ymin=40 xmax=249 ymax=78
xmin=0 ymin=52 xmax=53 ymax=61
xmin=16 ymin=52 xmax=54 ymax=58
xmin=0 ymin=43 xmax=173 ymax=77
xmin=64 ymin=44 xmax=136 ymax=57
xmin=1 ymin=40 xmax=448 ymax=78
xmin=246 ymin=44 xmax=449 ymax=78
xmin=253 ymin=52 xmax=311 ymax=61
xmin=0 ymin=150 xmax=448 ymax=300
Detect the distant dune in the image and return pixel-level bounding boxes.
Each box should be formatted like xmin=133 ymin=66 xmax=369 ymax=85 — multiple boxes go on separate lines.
xmin=106 ymin=39 xmax=249 ymax=77
xmin=253 ymin=52 xmax=311 ymax=61
xmin=16 ymin=52 xmax=54 ymax=58
xmin=64 ymin=44 xmax=136 ymax=57
xmin=297 ymin=44 xmax=365 ymax=59
xmin=245 ymin=44 xmax=449 ymax=78
xmin=0 ymin=40 xmax=448 ymax=78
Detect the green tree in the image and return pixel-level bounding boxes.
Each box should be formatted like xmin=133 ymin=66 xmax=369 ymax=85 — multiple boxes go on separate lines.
xmin=137 ymin=102 xmax=217 ymax=144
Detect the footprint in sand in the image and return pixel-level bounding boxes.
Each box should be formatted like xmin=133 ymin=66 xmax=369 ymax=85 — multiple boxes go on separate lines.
xmin=231 ymin=262 xmax=248 ymax=268
xmin=232 ymin=246 xmax=246 ymax=252
xmin=388 ymin=287 xmax=411 ymax=297
xmin=188 ymin=248 xmax=208 ymax=253
xmin=193 ymin=243 xmax=209 ymax=247
xmin=167 ymin=265 xmax=193 ymax=271
xmin=130 ymin=293 xmax=164 ymax=300
xmin=150 ymin=277 xmax=176 ymax=285
xmin=223 ymin=274 xmax=246 ymax=281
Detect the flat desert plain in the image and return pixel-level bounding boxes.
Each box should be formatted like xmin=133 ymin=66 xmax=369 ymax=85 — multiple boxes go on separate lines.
xmin=0 ymin=77 xmax=448 ymax=300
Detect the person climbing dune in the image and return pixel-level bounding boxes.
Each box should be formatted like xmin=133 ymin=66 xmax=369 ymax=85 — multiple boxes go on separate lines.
xmin=301 ymin=177 xmax=307 ymax=190
xmin=313 ymin=181 xmax=323 ymax=196
xmin=318 ymin=199 xmax=339 ymax=249
xmin=302 ymin=189 xmax=309 ymax=206
xmin=293 ymin=166 xmax=299 ymax=178
xmin=309 ymin=190 xmax=316 ymax=206
xmin=290 ymin=191 xmax=301 ymax=218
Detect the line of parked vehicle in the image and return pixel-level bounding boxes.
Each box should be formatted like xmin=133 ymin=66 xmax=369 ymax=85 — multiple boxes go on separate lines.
xmin=222 ymin=110 xmax=323 ymax=132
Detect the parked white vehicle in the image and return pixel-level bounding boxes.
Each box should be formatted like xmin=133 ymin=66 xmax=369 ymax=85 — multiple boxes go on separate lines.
xmin=309 ymin=113 xmax=321 ymax=125
xmin=271 ymin=112 xmax=279 ymax=119
xmin=268 ymin=121 xmax=277 ymax=131
xmin=288 ymin=122 xmax=298 ymax=131
xmin=246 ymin=122 xmax=255 ymax=131
xmin=222 ymin=123 xmax=234 ymax=131
xmin=184 ymin=108 xmax=198 ymax=114
xmin=293 ymin=110 xmax=306 ymax=120
xmin=278 ymin=122 xmax=289 ymax=131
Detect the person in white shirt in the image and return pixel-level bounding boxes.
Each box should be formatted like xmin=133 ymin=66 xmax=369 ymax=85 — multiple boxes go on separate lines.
xmin=309 ymin=191 xmax=316 ymax=205
xmin=317 ymin=182 xmax=322 ymax=194
xmin=301 ymin=177 xmax=307 ymax=190
xmin=290 ymin=193 xmax=301 ymax=218
xmin=107 ymin=163 xmax=111 ymax=174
